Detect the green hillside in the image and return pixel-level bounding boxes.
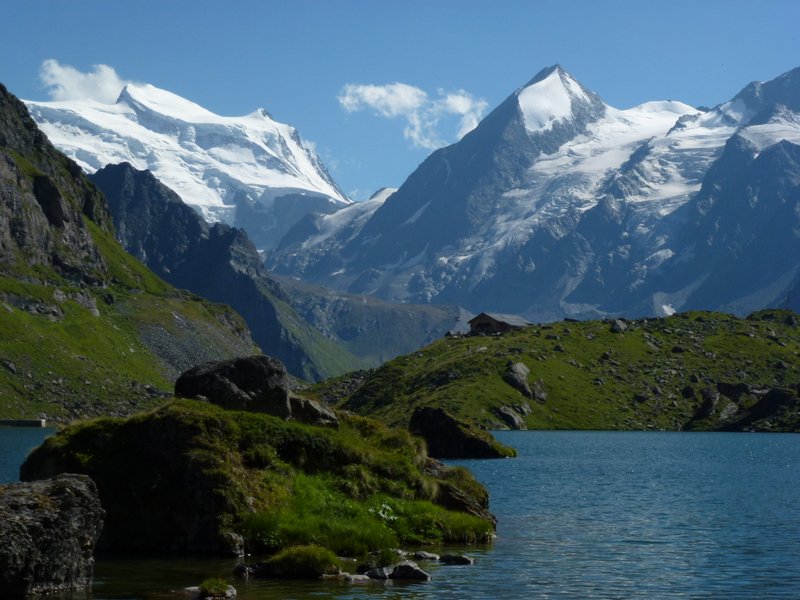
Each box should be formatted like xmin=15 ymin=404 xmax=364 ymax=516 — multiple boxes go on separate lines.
xmin=318 ymin=311 xmax=800 ymax=432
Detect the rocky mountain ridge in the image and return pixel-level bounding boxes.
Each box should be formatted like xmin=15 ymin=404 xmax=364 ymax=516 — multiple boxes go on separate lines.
xmin=269 ymin=65 xmax=800 ymax=321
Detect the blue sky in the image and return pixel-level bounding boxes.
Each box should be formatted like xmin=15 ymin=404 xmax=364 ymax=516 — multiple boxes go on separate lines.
xmin=3 ymin=0 xmax=799 ymax=199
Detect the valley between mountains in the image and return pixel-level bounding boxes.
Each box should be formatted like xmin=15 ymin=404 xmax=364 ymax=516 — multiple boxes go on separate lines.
xmin=2 ymin=62 xmax=799 ymax=432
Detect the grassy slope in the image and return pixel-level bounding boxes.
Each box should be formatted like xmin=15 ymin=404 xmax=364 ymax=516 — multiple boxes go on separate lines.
xmin=0 ymin=216 xmax=256 ymax=421
xmin=263 ymin=288 xmax=371 ymax=380
xmin=0 ymin=83 xmax=259 ymax=421
xmin=322 ymin=311 xmax=800 ymax=432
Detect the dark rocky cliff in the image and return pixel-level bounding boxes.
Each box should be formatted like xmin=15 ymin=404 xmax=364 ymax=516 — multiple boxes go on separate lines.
xmin=91 ymin=162 xmax=362 ymax=381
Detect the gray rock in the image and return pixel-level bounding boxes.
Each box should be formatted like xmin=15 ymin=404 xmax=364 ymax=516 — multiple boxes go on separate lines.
xmin=413 ymin=551 xmax=440 ymax=561
xmin=184 ymin=584 xmax=237 ymax=599
xmin=364 ymin=566 xmax=393 ymax=580
xmin=0 ymin=474 xmax=105 ymax=596
xmin=289 ymin=396 xmax=339 ymax=428
xmin=532 ymin=380 xmax=548 ymax=403
xmin=175 ymin=355 xmax=291 ymax=418
xmin=343 ymin=573 xmax=372 ymax=583
xmin=389 ymin=561 xmax=430 ymax=581
xmin=494 ymin=406 xmax=527 ymax=430
xmin=503 ymin=362 xmax=532 ymax=398
xmin=515 ymin=401 xmax=533 ymax=416
xmin=610 ymin=320 xmax=627 ymax=333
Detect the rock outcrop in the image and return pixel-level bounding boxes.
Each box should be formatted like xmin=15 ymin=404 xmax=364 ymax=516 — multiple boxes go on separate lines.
xmin=0 ymin=474 xmax=104 ymax=596
xmin=503 ymin=362 xmax=533 ymax=398
xmin=494 ymin=405 xmax=527 ymax=430
xmin=409 ymin=407 xmax=516 ymax=459
xmin=175 ymin=355 xmax=292 ymax=419
xmin=289 ymin=396 xmax=339 ymax=428
xmin=175 ymin=355 xmax=339 ymax=426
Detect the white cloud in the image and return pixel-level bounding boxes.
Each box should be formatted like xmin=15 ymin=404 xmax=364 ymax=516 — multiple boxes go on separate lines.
xmin=339 ymin=83 xmax=427 ymax=118
xmin=338 ymin=82 xmax=488 ymax=150
xmin=437 ymin=91 xmax=489 ymax=139
xmin=39 ymin=59 xmax=129 ymax=103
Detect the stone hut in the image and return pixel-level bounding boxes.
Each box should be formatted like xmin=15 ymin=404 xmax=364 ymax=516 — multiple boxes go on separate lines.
xmin=468 ymin=312 xmax=531 ymax=335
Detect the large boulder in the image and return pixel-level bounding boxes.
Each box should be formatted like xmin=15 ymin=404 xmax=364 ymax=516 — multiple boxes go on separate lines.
xmin=289 ymin=396 xmax=339 ymax=428
xmin=0 ymin=474 xmax=105 ymax=596
xmin=409 ymin=407 xmax=515 ymax=459
xmin=175 ymin=355 xmax=292 ymax=419
xmin=503 ymin=362 xmax=532 ymax=398
xmin=175 ymin=355 xmax=339 ymax=427
xmin=493 ymin=405 xmax=527 ymax=430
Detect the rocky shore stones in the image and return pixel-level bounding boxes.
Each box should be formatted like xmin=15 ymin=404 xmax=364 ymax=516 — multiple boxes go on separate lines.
xmin=0 ymin=474 xmax=105 ymax=596
xmin=365 ymin=561 xmax=430 ymax=581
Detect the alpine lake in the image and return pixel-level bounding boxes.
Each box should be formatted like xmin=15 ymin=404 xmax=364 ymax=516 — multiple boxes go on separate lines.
xmin=2 ymin=427 xmax=799 ymax=599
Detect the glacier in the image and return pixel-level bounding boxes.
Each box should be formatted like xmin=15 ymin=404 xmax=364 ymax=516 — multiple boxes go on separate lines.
xmin=25 ymin=82 xmax=350 ymax=249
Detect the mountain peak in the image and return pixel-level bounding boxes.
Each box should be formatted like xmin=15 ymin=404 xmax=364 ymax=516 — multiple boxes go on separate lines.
xmin=523 ymin=64 xmax=566 ymax=87
xmin=516 ymin=64 xmax=604 ymax=134
xmin=116 ymin=83 xmax=218 ymax=122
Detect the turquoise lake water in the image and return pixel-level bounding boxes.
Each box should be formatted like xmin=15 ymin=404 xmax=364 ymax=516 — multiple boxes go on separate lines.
xmin=2 ymin=429 xmax=799 ymax=598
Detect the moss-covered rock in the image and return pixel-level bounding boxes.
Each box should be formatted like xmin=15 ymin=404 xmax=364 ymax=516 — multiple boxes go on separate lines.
xmin=254 ymin=545 xmax=341 ymax=579
xmin=409 ymin=407 xmax=516 ymax=459
xmin=20 ymin=399 xmax=494 ymax=556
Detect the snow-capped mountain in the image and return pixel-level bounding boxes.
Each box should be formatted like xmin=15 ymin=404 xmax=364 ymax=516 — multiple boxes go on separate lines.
xmin=25 ymin=82 xmax=350 ymax=249
xmin=269 ymin=65 xmax=800 ymax=320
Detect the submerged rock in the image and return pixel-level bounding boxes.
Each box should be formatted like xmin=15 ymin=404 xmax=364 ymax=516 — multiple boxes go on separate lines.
xmin=0 ymin=474 xmax=104 ymax=596
xmin=439 ymin=554 xmax=475 ymax=565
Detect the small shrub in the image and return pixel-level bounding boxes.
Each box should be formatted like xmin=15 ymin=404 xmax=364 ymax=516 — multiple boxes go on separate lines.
xmin=199 ymin=578 xmax=229 ymax=598
xmin=265 ymin=545 xmax=340 ymax=578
